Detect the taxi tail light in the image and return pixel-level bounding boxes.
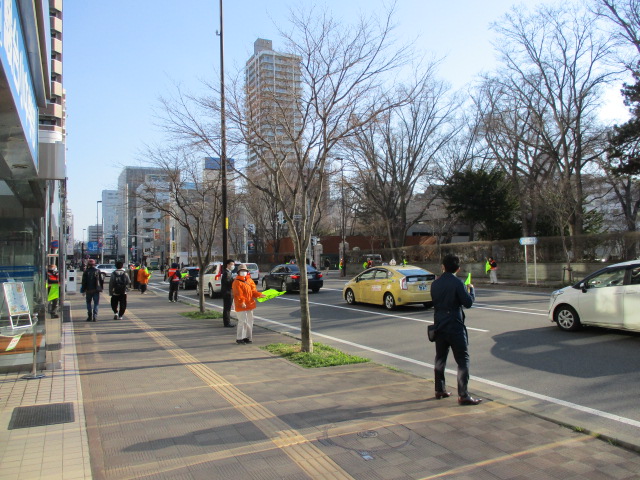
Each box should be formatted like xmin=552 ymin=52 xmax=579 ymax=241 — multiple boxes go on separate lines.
xmin=400 ymin=277 xmax=407 ymax=290
xmin=290 ymin=275 xmax=300 ymax=280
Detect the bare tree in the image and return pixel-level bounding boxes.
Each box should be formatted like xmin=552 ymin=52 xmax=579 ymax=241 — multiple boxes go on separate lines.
xmin=491 ymin=3 xmax=619 ymax=236
xmin=137 ymin=145 xmax=223 ymax=313
xmin=222 ymin=7 xmax=414 ymax=352
xmin=593 ymin=0 xmax=640 ymax=69
xmin=473 ymin=76 xmax=556 ymax=236
xmin=344 ymin=73 xmax=460 ymax=250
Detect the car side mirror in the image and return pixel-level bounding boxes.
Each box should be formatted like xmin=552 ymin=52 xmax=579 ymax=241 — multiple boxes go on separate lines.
xmin=580 ymin=282 xmax=588 ymax=293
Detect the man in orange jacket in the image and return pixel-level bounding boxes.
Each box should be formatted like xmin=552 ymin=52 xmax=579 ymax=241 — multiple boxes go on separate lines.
xmin=232 ymin=264 xmax=265 ymax=344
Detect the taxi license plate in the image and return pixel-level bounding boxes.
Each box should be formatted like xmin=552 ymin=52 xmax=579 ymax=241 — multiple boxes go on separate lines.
xmin=418 ymin=284 xmax=427 ymax=291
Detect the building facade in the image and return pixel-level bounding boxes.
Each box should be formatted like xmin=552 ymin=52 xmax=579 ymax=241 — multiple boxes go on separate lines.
xmin=244 ymin=38 xmax=302 ymax=168
xmin=0 ymin=0 xmax=66 ymax=371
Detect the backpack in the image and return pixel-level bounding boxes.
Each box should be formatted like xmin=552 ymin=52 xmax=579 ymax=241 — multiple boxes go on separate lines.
xmin=113 ymin=272 xmax=127 ymax=295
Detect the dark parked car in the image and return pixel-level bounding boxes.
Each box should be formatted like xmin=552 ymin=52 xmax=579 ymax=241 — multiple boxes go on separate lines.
xmin=179 ymin=266 xmax=199 ymax=290
xmin=262 ymin=264 xmax=323 ymax=293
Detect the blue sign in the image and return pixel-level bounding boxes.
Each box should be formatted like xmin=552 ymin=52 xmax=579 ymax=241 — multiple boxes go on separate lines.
xmin=204 ymin=157 xmax=235 ymax=171
xmin=87 ymin=241 xmax=98 ymax=253
xmin=0 ymin=0 xmax=39 ymax=165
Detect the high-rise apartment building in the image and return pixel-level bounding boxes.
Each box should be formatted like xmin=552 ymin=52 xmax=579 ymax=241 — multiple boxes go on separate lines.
xmin=244 ymin=38 xmax=302 ymax=168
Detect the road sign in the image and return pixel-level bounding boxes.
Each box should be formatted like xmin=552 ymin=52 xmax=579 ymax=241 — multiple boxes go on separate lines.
xmin=519 ymin=237 xmax=538 ymax=246
xmin=87 ymin=241 xmax=98 ymax=253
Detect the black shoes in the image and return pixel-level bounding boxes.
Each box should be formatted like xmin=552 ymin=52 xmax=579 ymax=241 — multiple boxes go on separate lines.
xmin=86 ymin=316 xmax=92 ymax=322
xmin=458 ymin=396 xmax=483 ymax=406
xmin=236 ymin=340 xmax=245 ymax=344
xmin=243 ymin=338 xmax=252 ymax=344
xmin=224 ymin=324 xmax=236 ymax=328
xmin=435 ymin=391 xmax=452 ymax=399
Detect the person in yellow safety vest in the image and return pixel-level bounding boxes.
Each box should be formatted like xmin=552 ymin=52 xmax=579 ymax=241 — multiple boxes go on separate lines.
xmin=138 ymin=265 xmax=151 ymax=294
xmin=47 ymin=264 xmax=60 ymax=318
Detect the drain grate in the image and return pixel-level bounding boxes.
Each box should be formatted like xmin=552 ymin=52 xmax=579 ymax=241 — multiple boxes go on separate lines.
xmin=8 ymin=402 xmax=75 ymax=430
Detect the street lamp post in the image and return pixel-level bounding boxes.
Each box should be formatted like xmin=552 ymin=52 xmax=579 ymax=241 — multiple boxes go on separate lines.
xmin=217 ymin=0 xmax=229 ymax=261
xmin=82 ymin=228 xmax=86 ymax=263
xmin=96 ymin=200 xmax=103 ymax=263
xmin=338 ymin=158 xmax=346 ymax=277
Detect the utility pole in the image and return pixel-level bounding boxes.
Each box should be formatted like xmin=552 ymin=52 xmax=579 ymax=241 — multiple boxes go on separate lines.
xmin=217 ymin=0 xmax=229 ymax=261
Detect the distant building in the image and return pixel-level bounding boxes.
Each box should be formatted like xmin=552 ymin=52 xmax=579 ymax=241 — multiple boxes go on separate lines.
xmin=245 ymin=38 xmax=302 ymax=169
xmin=117 ymin=167 xmax=164 ymax=264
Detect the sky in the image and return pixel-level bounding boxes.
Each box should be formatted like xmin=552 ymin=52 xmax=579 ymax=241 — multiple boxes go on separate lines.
xmin=63 ymin=0 xmax=630 ymax=239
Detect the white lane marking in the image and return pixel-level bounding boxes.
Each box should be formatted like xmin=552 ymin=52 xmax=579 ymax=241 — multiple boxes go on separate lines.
xmin=149 ymin=286 xmax=640 ymax=430
xmin=474 ymin=305 xmax=548 ymax=316
xmin=276 ymin=296 xmax=490 ymax=332
xmin=474 ymin=303 xmax=547 ymax=313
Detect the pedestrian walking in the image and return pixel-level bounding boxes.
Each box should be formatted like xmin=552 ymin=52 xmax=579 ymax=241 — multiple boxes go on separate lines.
xmin=138 ymin=265 xmax=151 ymax=294
xmin=324 ymin=258 xmax=331 ymax=275
xmin=232 ymin=264 xmax=265 ymax=344
xmin=168 ymin=263 xmax=181 ymax=302
xmin=487 ymin=257 xmax=498 ymax=284
xmin=430 ymin=253 xmax=482 ymax=405
xmin=46 ymin=264 xmax=60 ymax=318
xmin=109 ymin=261 xmax=131 ymax=320
xmin=81 ymin=258 xmax=104 ymax=321
xmin=221 ymin=258 xmax=236 ymax=328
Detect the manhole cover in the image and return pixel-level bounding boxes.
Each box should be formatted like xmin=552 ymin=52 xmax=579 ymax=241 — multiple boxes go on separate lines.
xmin=319 ymin=420 xmax=413 ymax=455
xmin=8 ymin=402 xmax=75 ymax=430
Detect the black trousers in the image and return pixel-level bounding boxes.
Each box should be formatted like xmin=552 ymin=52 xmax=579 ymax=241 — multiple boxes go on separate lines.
xmin=222 ymin=293 xmax=233 ymax=326
xmin=434 ymin=331 xmax=470 ymax=398
xmin=111 ymin=294 xmax=127 ymax=317
xmin=169 ymin=282 xmax=179 ymax=301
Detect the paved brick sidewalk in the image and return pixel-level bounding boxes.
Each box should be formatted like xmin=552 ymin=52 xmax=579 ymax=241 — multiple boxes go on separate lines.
xmin=2 ymin=288 xmax=640 ymax=479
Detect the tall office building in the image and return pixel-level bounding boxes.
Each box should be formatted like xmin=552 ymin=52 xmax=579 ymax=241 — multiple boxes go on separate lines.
xmin=244 ymin=38 xmax=302 ymax=168
xmin=117 ymin=167 xmax=164 ymax=263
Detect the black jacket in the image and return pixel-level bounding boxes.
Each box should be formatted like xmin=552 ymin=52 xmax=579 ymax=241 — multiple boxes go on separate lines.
xmin=221 ymin=268 xmax=234 ymax=296
xmin=81 ymin=266 xmax=104 ymax=294
xmin=430 ymin=272 xmax=475 ymax=338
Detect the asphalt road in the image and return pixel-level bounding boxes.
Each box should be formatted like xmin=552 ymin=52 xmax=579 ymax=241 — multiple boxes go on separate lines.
xmin=148 ymin=275 xmax=640 ymax=447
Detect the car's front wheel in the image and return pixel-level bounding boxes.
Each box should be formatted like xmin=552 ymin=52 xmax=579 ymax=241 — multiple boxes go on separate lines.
xmin=554 ymin=304 xmax=581 ymax=331
xmin=384 ymin=292 xmax=396 ymax=310
xmin=345 ymin=289 xmax=356 ymax=305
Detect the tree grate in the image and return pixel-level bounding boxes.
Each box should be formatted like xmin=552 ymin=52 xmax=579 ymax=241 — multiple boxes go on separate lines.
xmin=8 ymin=402 xmax=75 ymax=430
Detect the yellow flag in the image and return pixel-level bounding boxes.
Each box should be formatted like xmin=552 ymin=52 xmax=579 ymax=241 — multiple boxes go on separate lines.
xmin=485 ymin=260 xmax=491 ymax=274
xmin=464 ymin=273 xmax=471 ymax=285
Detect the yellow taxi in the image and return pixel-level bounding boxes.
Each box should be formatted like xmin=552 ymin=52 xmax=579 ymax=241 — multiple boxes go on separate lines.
xmin=342 ymin=265 xmax=436 ymax=310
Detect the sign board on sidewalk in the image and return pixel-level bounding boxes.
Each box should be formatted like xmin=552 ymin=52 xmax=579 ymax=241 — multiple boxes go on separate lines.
xmin=2 ymin=282 xmax=33 ymax=328
xmin=519 ymin=237 xmax=538 ymax=245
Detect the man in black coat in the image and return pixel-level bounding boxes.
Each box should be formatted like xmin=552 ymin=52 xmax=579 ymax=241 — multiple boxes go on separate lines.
xmin=81 ymin=258 xmax=104 ymax=322
xmin=220 ymin=259 xmax=236 ymax=328
xmin=430 ymin=254 xmax=482 ymax=405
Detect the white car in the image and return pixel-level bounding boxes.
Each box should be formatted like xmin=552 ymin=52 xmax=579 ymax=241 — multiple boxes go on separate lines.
xmin=197 ymin=262 xmax=223 ymax=298
xmin=549 ymin=260 xmax=640 ymax=332
xmin=233 ymin=262 xmax=260 ymax=282
xmin=96 ymin=264 xmax=116 ymax=278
